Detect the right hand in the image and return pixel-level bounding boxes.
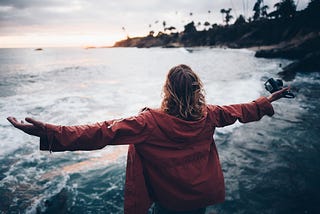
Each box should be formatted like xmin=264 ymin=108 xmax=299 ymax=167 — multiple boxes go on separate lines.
xmin=7 ymin=117 xmax=46 ymax=137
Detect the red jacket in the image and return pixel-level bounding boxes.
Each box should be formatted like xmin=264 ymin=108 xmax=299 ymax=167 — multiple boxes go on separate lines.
xmin=40 ymin=97 xmax=274 ymax=213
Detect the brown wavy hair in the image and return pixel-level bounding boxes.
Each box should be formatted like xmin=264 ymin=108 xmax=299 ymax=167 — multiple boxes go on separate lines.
xmin=161 ymin=64 xmax=206 ymax=121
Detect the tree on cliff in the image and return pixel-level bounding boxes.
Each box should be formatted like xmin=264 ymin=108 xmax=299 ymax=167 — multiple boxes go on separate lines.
xmin=269 ymin=0 xmax=296 ymax=18
xmin=121 ymin=26 xmax=129 ymax=39
xmin=204 ymin=21 xmax=211 ymax=30
xmin=278 ymin=0 xmax=296 ymax=18
xmin=181 ymin=22 xmax=198 ymax=45
xmin=234 ymin=15 xmax=246 ymax=25
xmin=162 ymin=21 xmax=166 ymax=32
xmin=253 ymin=0 xmax=269 ymax=20
xmin=148 ymin=31 xmax=155 ymax=37
xmin=220 ymin=8 xmax=233 ymax=25
xmin=261 ymin=5 xmax=269 ymax=18
xmin=183 ymin=22 xmax=197 ymax=34
xmin=164 ymin=26 xmax=177 ymax=34
xmin=253 ymin=0 xmax=263 ymax=20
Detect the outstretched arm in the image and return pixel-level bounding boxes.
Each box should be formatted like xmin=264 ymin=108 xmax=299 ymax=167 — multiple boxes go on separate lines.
xmin=208 ymin=86 xmax=291 ymax=127
xmin=267 ymin=86 xmax=290 ymax=103
xmin=7 ymin=117 xmax=46 ymax=137
xmin=7 ymin=111 xmax=152 ymax=152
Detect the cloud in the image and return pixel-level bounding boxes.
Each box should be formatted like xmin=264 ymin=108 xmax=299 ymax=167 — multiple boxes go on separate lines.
xmin=0 ymin=0 xmax=310 ymax=29
xmin=0 ymin=0 xmax=202 ymax=36
xmin=0 ymin=0 xmax=72 ymax=9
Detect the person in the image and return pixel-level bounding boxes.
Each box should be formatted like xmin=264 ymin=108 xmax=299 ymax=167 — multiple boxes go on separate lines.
xmin=7 ymin=64 xmax=290 ymax=214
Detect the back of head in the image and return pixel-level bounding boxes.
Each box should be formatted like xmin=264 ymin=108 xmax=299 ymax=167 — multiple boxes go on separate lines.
xmin=161 ymin=64 xmax=206 ymax=121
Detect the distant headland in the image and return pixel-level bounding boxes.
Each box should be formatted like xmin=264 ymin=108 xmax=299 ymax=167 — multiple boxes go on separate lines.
xmin=113 ymin=0 xmax=320 ymax=80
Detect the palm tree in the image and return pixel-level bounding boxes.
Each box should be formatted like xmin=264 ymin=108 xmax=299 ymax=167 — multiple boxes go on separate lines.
xmin=225 ymin=8 xmax=233 ymax=25
xmin=204 ymin=21 xmax=210 ymax=30
xmin=165 ymin=26 xmax=177 ymax=34
xmin=278 ymin=0 xmax=296 ymax=18
xmin=122 ymin=27 xmax=129 ymax=39
xmin=234 ymin=15 xmax=246 ymax=25
xmin=261 ymin=5 xmax=269 ymax=18
xmin=253 ymin=0 xmax=263 ymax=20
xmin=220 ymin=8 xmax=226 ymax=23
xmin=149 ymin=31 xmax=155 ymax=37
xmin=220 ymin=8 xmax=233 ymax=25
xmin=162 ymin=21 xmax=166 ymax=32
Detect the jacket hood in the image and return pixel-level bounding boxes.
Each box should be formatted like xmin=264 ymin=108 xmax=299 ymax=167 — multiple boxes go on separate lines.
xmin=148 ymin=109 xmax=209 ymax=143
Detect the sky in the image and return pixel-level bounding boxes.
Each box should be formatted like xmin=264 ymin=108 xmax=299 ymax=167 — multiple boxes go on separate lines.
xmin=0 ymin=0 xmax=310 ymax=48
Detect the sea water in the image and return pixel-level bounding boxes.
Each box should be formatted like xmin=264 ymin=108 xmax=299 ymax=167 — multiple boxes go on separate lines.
xmin=0 ymin=47 xmax=319 ymax=213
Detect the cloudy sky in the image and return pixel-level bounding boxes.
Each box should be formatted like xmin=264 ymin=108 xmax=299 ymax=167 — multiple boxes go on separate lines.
xmin=0 ymin=0 xmax=309 ymax=48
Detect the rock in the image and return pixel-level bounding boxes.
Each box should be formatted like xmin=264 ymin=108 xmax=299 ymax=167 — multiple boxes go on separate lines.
xmin=255 ymin=33 xmax=320 ymax=59
xmin=278 ymin=51 xmax=320 ymax=80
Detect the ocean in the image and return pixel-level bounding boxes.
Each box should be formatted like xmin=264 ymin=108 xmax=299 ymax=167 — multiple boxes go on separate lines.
xmin=0 ymin=47 xmax=319 ymax=213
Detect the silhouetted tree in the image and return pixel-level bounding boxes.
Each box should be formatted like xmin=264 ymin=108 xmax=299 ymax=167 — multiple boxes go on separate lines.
xmin=148 ymin=31 xmax=155 ymax=37
xmin=220 ymin=8 xmax=233 ymax=25
xmin=278 ymin=0 xmax=296 ymax=18
xmin=168 ymin=26 xmax=176 ymax=31
xmin=164 ymin=26 xmax=176 ymax=34
xmin=261 ymin=5 xmax=269 ymax=18
xmin=204 ymin=21 xmax=210 ymax=30
xmin=220 ymin=8 xmax=226 ymax=23
xmin=268 ymin=3 xmax=281 ymax=18
xmin=274 ymin=2 xmax=281 ymax=10
xmin=268 ymin=0 xmax=295 ymax=19
xmin=225 ymin=8 xmax=233 ymax=25
xmin=234 ymin=15 xmax=246 ymax=25
xmin=162 ymin=21 xmax=166 ymax=32
xmin=183 ymin=21 xmax=197 ymax=34
xmin=122 ymin=26 xmax=129 ymax=38
xmin=253 ymin=0 xmax=263 ymax=20
xmin=269 ymin=0 xmax=296 ymax=19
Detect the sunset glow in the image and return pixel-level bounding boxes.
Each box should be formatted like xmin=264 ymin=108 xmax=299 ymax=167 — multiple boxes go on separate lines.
xmin=0 ymin=33 xmax=124 ymax=48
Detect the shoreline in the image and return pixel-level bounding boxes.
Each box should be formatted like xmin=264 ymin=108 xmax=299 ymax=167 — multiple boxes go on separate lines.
xmin=112 ymin=3 xmax=320 ymax=80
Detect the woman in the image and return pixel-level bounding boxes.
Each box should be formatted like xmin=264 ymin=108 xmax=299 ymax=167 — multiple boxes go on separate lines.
xmin=7 ymin=64 xmax=289 ymax=214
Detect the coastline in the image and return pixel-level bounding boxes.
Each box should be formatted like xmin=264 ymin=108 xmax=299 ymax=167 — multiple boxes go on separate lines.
xmin=112 ymin=4 xmax=320 ymax=80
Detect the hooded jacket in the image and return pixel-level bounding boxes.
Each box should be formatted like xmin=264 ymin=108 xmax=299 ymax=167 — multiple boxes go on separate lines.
xmin=40 ymin=96 xmax=274 ymax=213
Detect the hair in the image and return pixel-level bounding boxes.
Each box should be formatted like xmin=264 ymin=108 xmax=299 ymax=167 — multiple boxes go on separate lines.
xmin=161 ymin=64 xmax=206 ymax=121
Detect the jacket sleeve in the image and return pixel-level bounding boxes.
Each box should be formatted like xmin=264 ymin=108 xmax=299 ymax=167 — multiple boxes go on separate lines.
xmin=40 ymin=111 xmax=152 ymax=152
xmin=208 ymin=96 xmax=274 ymax=127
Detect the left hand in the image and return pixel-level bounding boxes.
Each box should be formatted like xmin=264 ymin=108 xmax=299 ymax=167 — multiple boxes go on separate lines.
xmin=267 ymin=86 xmax=291 ymax=103
xmin=7 ymin=117 xmax=46 ymax=137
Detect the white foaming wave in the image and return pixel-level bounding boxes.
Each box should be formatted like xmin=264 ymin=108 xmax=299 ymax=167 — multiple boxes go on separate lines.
xmin=0 ymin=149 xmax=67 ymax=212
xmin=22 ymin=147 xmax=127 ymax=212
xmin=26 ymin=174 xmax=70 ymax=214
